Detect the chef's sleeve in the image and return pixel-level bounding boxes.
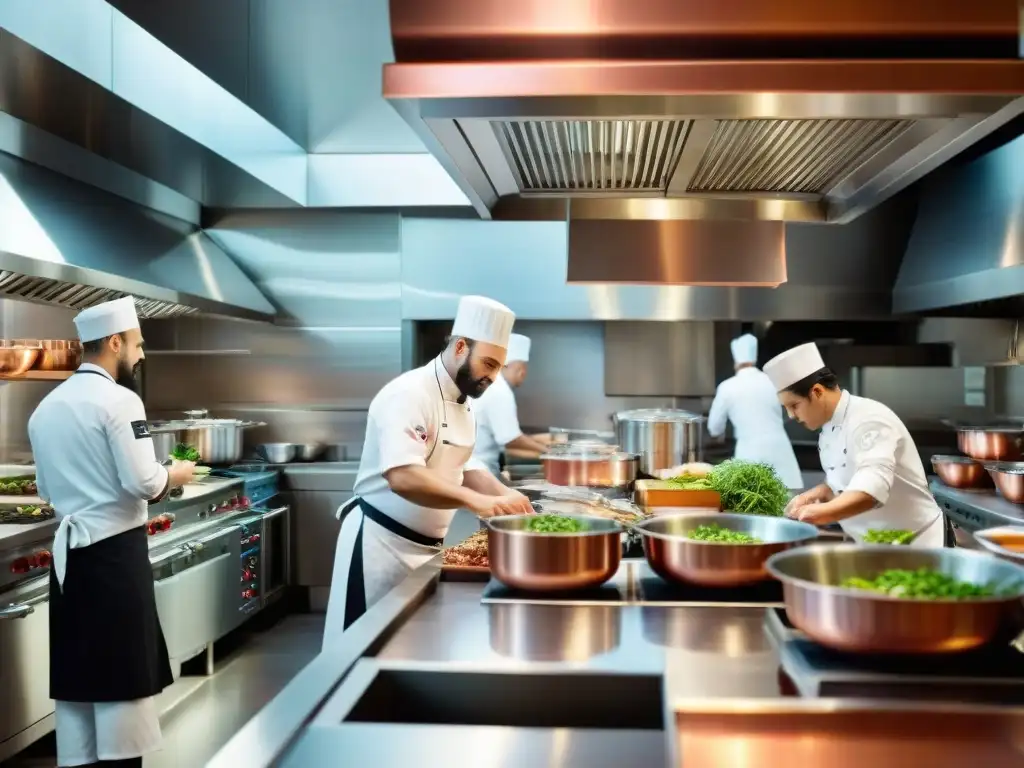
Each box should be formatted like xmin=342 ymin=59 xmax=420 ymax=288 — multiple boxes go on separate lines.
xmin=489 ymin=384 xmax=524 ymax=449
xmin=105 ymin=395 xmax=169 ymax=500
xmin=706 ymin=384 xmax=728 ymax=438
xmin=373 ymin=389 xmax=431 ymax=473
xmin=844 ymin=419 xmax=899 ymax=506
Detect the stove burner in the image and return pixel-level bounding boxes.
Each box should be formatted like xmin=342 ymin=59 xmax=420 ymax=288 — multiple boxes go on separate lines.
xmin=480 ymin=578 xmax=630 ymax=605
xmin=637 ymin=575 xmax=783 ymax=606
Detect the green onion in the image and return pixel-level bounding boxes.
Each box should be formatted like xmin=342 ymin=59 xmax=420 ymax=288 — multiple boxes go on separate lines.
xmin=863 ymin=528 xmax=915 ymax=545
xmin=840 ymin=567 xmax=999 ymax=600
xmin=524 ymin=514 xmax=587 ymax=534
xmin=686 ymin=523 xmax=762 ymax=544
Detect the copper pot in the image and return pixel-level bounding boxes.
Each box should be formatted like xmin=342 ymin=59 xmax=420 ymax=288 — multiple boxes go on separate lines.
xmin=0 ymin=341 xmax=41 ymax=376
xmin=958 ymin=427 xmax=1023 ymax=462
xmin=984 ymin=462 xmax=1024 ymax=504
xmin=540 ymin=442 xmax=638 ymax=488
xmin=930 ymin=454 xmax=992 ymax=489
xmin=766 ymin=544 xmax=1024 ymax=654
xmin=28 ymin=340 xmax=83 ymax=371
xmin=485 ymin=514 xmax=623 ymax=592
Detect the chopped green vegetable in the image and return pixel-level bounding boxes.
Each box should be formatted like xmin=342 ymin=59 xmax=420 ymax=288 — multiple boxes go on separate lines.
xmin=170 ymin=443 xmax=201 ymax=462
xmin=686 ymin=523 xmax=762 ymax=544
xmin=524 ymin=514 xmax=588 ymax=534
xmin=706 ymin=460 xmax=789 ymax=517
xmin=665 ymin=474 xmax=714 ymax=491
xmin=840 ymin=567 xmax=999 ymax=600
xmin=864 ymin=528 xmax=915 ymax=545
xmin=0 ymin=476 xmax=37 ymax=495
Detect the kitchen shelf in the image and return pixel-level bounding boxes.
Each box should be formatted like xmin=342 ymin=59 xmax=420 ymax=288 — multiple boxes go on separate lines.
xmin=0 ymin=370 xmax=74 ymax=381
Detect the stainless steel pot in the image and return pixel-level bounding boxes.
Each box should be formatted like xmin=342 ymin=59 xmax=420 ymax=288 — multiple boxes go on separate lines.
xmin=613 ymin=408 xmax=704 ymax=476
xmin=150 ymin=430 xmax=180 ymax=461
xmin=539 ymin=442 xmax=638 ymax=488
xmin=150 ymin=417 xmax=265 ymax=465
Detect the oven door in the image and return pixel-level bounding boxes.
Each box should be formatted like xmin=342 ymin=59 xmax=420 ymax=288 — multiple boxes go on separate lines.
xmin=0 ymin=576 xmax=52 ymax=761
xmin=258 ymin=506 xmax=290 ymax=607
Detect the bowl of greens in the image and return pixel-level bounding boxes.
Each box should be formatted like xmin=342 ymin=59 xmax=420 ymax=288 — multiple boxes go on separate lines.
xmin=485 ymin=513 xmax=623 ymax=592
xmin=633 ymin=512 xmax=818 ymax=587
xmin=766 ymin=543 xmax=1024 ymax=654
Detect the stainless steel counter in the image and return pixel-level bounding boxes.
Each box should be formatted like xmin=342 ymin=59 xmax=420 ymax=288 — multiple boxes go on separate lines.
xmin=208 ymin=556 xmax=1024 ymax=768
xmin=931 ymin=479 xmax=1024 ymax=530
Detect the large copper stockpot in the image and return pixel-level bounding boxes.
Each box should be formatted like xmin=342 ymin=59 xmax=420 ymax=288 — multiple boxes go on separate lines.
xmin=958 ymin=427 xmax=1023 ymax=462
xmin=540 ymin=441 xmax=638 ymax=488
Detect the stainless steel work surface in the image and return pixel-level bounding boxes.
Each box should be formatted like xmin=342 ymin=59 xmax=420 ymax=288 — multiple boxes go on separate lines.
xmin=932 ymin=480 xmax=1024 ymax=529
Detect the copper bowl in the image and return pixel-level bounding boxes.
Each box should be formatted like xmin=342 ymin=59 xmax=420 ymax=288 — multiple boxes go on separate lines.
xmin=766 ymin=544 xmax=1024 ymax=654
xmin=485 ymin=514 xmax=623 ymax=592
xmin=35 ymin=340 xmax=82 ymax=371
xmin=930 ymin=454 xmax=992 ymax=489
xmin=983 ymin=461 xmax=1024 ymax=504
xmin=958 ymin=427 xmax=1023 ymax=462
xmin=633 ymin=513 xmax=818 ymax=587
xmin=0 ymin=341 xmax=41 ymax=376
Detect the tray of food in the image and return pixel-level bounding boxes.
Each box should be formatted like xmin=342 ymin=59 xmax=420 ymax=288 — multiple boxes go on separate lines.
xmin=0 ymin=503 xmax=54 ymax=524
xmin=0 ymin=475 xmax=38 ymax=496
xmin=441 ymin=529 xmax=490 ymax=581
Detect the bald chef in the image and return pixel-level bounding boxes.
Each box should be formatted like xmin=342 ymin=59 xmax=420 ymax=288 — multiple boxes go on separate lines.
xmin=28 ymin=297 xmax=195 ymax=768
xmin=471 ymin=333 xmax=550 ymax=476
xmin=763 ymin=342 xmax=948 ymax=547
xmin=322 ymin=296 xmax=533 ymax=647
xmin=707 ymin=333 xmax=803 ymax=489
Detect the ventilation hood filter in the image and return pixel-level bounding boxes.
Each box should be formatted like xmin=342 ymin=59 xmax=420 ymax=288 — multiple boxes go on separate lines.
xmin=386 ymin=2 xmax=1024 ymax=223
xmin=567 ymin=219 xmax=786 ymax=288
xmin=0 ymin=271 xmax=197 ymax=320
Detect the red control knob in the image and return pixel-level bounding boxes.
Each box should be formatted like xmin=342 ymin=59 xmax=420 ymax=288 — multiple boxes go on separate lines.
xmin=36 ymin=551 xmax=52 ymax=568
xmin=241 ymin=496 xmax=251 ymax=509
xmin=250 ymin=534 xmax=260 ymax=543
xmin=10 ymin=557 xmax=29 ymax=574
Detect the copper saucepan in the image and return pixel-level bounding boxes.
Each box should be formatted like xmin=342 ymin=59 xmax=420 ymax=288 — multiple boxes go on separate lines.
xmin=930 ymin=454 xmax=992 ymax=490
xmin=958 ymin=427 xmax=1024 ymax=462
xmin=983 ymin=461 xmax=1024 ymax=504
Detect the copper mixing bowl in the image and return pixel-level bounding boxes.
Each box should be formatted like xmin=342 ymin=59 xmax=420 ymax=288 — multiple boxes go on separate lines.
xmin=766 ymin=543 xmax=1024 ymax=654
xmin=486 ymin=514 xmax=623 ymax=592
xmin=633 ymin=512 xmax=819 ymax=587
xmin=958 ymin=427 xmax=1023 ymax=462
xmin=0 ymin=341 xmax=41 ymax=376
xmin=984 ymin=462 xmax=1024 ymax=505
xmin=931 ymin=454 xmax=993 ymax=490
xmin=37 ymin=340 xmax=82 ymax=371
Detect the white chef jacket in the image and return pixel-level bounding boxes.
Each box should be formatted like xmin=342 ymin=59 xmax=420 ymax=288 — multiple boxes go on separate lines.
xmin=27 ymin=364 xmax=169 ymax=589
xmin=818 ymin=390 xmax=944 ymax=545
xmin=470 ymin=373 xmax=523 ymax=475
xmin=352 ymin=358 xmax=490 ymax=540
xmin=707 ymin=367 xmax=803 ymax=488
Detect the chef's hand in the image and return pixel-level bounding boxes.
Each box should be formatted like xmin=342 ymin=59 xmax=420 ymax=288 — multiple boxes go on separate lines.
xmin=784 ymin=492 xmax=815 ymax=520
xmin=469 ymin=492 xmax=533 ymax=518
xmin=167 ymin=460 xmax=196 ymax=488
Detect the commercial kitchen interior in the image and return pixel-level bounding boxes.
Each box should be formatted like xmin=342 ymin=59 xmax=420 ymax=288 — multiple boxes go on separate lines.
xmin=1 ymin=2 xmax=1024 ymax=767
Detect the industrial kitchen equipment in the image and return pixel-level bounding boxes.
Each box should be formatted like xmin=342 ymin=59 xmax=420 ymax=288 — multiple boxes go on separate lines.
xmin=613 ymin=409 xmax=704 ymax=477
xmin=539 ymin=441 xmax=638 ymax=489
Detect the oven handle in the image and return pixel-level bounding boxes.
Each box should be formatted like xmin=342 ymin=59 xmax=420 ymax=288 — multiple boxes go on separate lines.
xmin=258 ymin=506 xmax=289 ymax=521
xmin=0 ymin=590 xmax=48 ymax=620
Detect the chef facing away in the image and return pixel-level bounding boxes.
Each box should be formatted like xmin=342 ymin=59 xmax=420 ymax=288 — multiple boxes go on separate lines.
xmin=763 ymin=342 xmax=949 ymax=547
xmin=706 ymin=333 xmax=803 ymax=489
xmin=471 ymin=333 xmax=550 ymax=476
xmin=28 ymin=297 xmax=195 ymax=767
xmin=322 ymin=296 xmax=533 ymax=647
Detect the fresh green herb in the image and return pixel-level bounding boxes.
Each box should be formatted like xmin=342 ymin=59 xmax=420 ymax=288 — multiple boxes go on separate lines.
xmin=864 ymin=528 xmax=915 ymax=545
xmin=840 ymin=567 xmax=999 ymax=600
xmin=705 ymin=460 xmax=789 ymax=517
xmin=0 ymin=476 xmax=37 ymax=495
xmin=665 ymin=474 xmax=714 ymax=491
xmin=170 ymin=443 xmax=201 ymax=462
xmin=687 ymin=523 xmax=762 ymax=544
xmin=524 ymin=514 xmax=588 ymax=534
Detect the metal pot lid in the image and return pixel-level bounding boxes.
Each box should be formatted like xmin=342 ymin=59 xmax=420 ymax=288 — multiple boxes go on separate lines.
xmin=615 ymin=408 xmax=704 ymax=423
xmin=957 ymin=426 xmax=1024 ymax=433
xmin=931 ymin=455 xmax=980 ymax=464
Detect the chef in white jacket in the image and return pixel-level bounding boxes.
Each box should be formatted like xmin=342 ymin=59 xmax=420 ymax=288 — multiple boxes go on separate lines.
xmin=28 ymin=297 xmax=194 ymax=768
xmin=322 ymin=296 xmax=533 ymax=647
xmin=471 ymin=333 xmax=549 ymax=476
xmin=763 ymin=342 xmax=948 ymax=547
xmin=707 ymin=334 xmax=803 ymax=489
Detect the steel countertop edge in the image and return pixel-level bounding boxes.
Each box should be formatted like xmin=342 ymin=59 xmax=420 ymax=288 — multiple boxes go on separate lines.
xmin=207 ymin=554 xmax=1024 ymax=768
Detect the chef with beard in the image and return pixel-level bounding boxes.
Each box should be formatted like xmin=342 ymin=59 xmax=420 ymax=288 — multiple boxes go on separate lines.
xmin=322 ymin=296 xmax=533 ymax=647
xmin=28 ymin=297 xmax=195 ymax=767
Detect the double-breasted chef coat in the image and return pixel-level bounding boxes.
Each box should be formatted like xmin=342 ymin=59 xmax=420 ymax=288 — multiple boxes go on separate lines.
xmin=707 ymin=367 xmax=804 ymax=489
xmin=817 ymin=390 xmax=948 ymax=547
xmin=470 ymin=373 xmax=523 ymax=476
xmin=322 ymin=357 xmax=489 ymax=649
xmin=28 ymin=363 xmax=173 ymax=766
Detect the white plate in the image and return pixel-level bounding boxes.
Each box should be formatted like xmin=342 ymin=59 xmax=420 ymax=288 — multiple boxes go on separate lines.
xmin=974 ymin=525 xmax=1024 ymax=563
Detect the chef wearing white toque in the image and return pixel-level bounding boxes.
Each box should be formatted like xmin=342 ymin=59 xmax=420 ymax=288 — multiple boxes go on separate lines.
xmin=471 ymin=333 xmax=550 ymax=476
xmin=322 ymin=296 xmax=533 ymax=647
xmin=28 ymin=297 xmax=195 ymax=767
xmin=763 ymin=342 xmax=948 ymax=547
xmin=707 ymin=334 xmax=803 ymax=488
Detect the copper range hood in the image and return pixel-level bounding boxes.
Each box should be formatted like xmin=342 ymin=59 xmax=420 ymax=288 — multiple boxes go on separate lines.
xmin=385 ymin=2 xmax=1024 ymax=225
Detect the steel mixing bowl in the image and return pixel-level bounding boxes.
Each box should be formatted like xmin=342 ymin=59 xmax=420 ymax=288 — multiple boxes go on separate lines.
xmin=983 ymin=461 xmax=1024 ymax=504
xmin=486 ymin=514 xmax=623 ymax=592
xmin=931 ymin=454 xmax=992 ymax=490
xmin=256 ymin=443 xmax=296 ymax=464
xmin=633 ymin=513 xmax=819 ymax=587
xmin=766 ymin=543 xmax=1024 ymax=654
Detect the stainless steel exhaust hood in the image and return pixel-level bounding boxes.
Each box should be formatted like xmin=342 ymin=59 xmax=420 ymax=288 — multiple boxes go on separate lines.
xmin=0 ymin=149 xmax=276 ymax=322
xmin=385 ymin=2 xmax=1024 ymax=224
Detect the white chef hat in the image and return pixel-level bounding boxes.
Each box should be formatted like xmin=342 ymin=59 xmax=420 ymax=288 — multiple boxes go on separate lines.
xmin=451 ymin=295 xmax=515 ymax=349
xmin=763 ymin=342 xmax=826 ymax=391
xmin=74 ymin=297 xmax=140 ymax=343
xmin=506 ymin=333 xmax=531 ymax=363
xmin=730 ymin=334 xmax=757 ymax=365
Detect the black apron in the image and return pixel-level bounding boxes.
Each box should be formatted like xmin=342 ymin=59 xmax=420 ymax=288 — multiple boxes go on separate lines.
xmin=49 ymin=368 xmax=173 ymax=702
xmin=341 ymin=497 xmax=443 ymax=631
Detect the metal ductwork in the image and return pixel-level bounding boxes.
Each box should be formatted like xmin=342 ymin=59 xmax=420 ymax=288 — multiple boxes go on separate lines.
xmin=385 ymin=2 xmax=1024 ymax=225
xmin=893 ymin=126 xmax=1024 ymax=319
xmin=0 ymin=149 xmax=276 ymax=322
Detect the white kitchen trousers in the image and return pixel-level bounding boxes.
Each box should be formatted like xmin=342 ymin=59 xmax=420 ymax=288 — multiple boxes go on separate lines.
xmin=55 ymin=697 xmax=161 ymax=766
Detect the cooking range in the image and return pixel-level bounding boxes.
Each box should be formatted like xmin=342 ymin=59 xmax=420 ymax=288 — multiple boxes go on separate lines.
xmin=766 ymin=608 xmax=1024 ymax=704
